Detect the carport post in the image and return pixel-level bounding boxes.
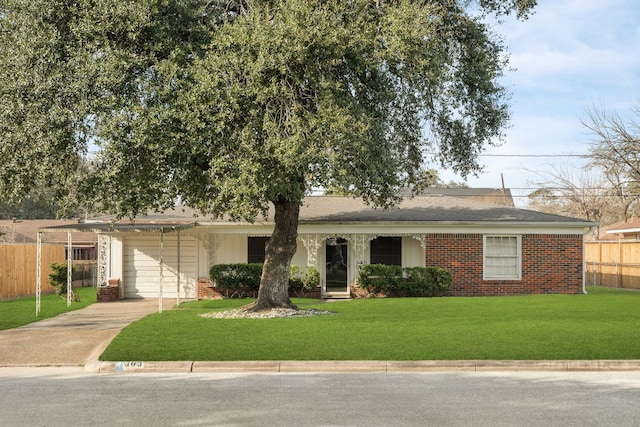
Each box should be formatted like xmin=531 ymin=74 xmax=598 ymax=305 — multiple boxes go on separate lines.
xmin=159 ymin=229 xmax=164 ymax=313
xmin=36 ymin=232 xmax=42 ymax=316
xmin=176 ymin=228 xmax=181 ymax=306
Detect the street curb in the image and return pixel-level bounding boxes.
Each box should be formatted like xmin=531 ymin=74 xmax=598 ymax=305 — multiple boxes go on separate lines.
xmin=84 ymin=359 xmax=640 ymax=374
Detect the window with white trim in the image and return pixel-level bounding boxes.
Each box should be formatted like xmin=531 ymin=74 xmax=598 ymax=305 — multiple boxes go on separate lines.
xmin=483 ymin=235 xmax=521 ymax=280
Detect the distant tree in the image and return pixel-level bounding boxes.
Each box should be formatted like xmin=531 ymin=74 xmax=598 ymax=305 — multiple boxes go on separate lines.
xmin=526 ymin=166 xmax=621 ymax=227
xmin=583 ymin=104 xmax=640 ymax=221
xmin=0 ymin=188 xmax=65 ymax=219
xmin=413 ymin=169 xmax=468 ymax=190
xmin=0 ymin=0 xmax=536 ymax=311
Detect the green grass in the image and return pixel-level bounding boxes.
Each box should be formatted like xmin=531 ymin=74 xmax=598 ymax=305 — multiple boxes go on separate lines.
xmin=0 ymin=287 xmax=97 ymax=331
xmin=101 ymin=287 xmax=640 ymax=361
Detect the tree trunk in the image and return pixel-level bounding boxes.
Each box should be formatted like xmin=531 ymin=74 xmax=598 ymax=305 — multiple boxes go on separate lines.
xmin=245 ymin=197 xmax=300 ymax=311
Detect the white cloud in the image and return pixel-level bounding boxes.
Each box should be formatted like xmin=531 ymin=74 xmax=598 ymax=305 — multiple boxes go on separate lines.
xmin=444 ymin=0 xmax=640 ymax=206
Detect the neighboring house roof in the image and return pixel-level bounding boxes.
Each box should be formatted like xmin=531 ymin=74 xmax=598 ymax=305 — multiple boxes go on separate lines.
xmin=601 ymin=217 xmax=640 ymax=239
xmin=0 ymin=219 xmax=98 ymax=244
xmin=39 ymin=195 xmax=594 ymax=234
xmin=416 ymin=188 xmax=515 ymax=207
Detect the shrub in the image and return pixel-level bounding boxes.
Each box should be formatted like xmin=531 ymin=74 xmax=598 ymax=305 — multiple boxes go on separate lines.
xmin=358 ymin=264 xmax=452 ymax=297
xmin=290 ymin=265 xmax=320 ymax=296
xmin=48 ymin=262 xmax=79 ymax=302
xmin=210 ymin=263 xmax=321 ymax=298
xmin=358 ymin=264 xmax=403 ymax=295
xmin=302 ymin=266 xmax=320 ymax=290
xmin=402 ymin=267 xmax=452 ymax=297
xmin=209 ymin=263 xmax=263 ymax=294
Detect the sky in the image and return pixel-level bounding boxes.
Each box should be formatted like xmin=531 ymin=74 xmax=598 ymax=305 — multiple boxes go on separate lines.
xmin=438 ymin=0 xmax=640 ymax=207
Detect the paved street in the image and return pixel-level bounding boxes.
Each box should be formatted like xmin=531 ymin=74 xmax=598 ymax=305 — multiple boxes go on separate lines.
xmin=1 ymin=369 xmax=639 ymax=426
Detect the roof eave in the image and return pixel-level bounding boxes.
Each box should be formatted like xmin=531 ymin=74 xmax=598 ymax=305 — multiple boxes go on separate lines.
xmin=606 ymin=227 xmax=640 ymax=235
xmin=38 ymin=222 xmax=198 ymax=234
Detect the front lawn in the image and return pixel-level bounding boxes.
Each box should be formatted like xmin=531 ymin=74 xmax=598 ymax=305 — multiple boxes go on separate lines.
xmin=0 ymin=287 xmax=96 ymax=331
xmin=101 ymin=287 xmax=640 ymax=361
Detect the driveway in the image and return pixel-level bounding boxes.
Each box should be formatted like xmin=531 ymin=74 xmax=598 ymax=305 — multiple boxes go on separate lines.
xmin=0 ymin=299 xmax=174 ymax=366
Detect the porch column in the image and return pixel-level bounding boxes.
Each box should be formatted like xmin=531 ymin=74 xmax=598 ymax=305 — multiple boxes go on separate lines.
xmin=299 ymin=234 xmax=322 ymax=268
xmin=97 ymin=234 xmax=111 ymax=287
xmin=67 ymin=231 xmax=73 ymax=307
xmin=198 ymin=234 xmax=219 ymax=268
xmin=408 ymin=234 xmax=427 ymax=249
xmin=348 ymin=234 xmax=375 ymax=267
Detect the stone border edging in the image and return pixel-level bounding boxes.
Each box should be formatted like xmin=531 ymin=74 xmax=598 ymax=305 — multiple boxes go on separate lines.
xmin=85 ymin=360 xmax=640 ymax=374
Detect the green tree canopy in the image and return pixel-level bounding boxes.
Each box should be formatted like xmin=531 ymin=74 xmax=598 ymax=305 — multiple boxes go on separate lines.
xmin=0 ymin=0 xmax=536 ymax=310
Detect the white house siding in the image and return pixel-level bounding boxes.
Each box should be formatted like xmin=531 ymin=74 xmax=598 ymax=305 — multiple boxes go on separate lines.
xmin=122 ymin=234 xmax=198 ymax=299
xmin=403 ymin=237 xmax=425 ymax=268
xmin=208 ymin=234 xmax=246 ymax=265
xmin=291 ymin=240 xmax=308 ymax=268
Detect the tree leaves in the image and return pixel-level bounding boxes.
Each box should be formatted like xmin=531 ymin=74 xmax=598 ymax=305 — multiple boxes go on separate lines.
xmin=0 ymin=0 xmax=534 ymax=219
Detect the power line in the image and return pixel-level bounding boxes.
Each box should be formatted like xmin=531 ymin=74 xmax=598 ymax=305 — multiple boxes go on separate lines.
xmin=477 ymin=154 xmax=588 ymax=158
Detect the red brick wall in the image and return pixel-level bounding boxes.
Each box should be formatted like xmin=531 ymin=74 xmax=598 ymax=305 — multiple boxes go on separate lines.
xmin=97 ymin=284 xmax=120 ymax=302
xmin=424 ymin=233 xmax=584 ymax=296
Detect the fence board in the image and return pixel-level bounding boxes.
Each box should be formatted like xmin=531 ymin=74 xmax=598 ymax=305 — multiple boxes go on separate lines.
xmin=585 ymin=241 xmax=640 ymax=289
xmin=0 ymin=244 xmax=65 ymax=300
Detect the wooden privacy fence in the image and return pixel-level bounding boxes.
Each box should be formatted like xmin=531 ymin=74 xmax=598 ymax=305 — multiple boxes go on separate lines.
xmin=585 ymin=241 xmax=640 ymax=289
xmin=0 ymin=244 xmax=65 ymax=300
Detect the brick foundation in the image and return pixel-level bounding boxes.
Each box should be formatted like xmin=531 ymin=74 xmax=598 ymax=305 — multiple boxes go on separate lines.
xmin=197 ymin=277 xmax=321 ymax=299
xmin=197 ymin=278 xmax=225 ymax=300
xmin=97 ymin=279 xmax=120 ymax=302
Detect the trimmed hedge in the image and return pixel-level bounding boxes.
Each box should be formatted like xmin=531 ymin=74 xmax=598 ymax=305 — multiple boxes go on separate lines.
xmin=209 ymin=263 xmax=320 ymax=297
xmin=210 ymin=263 xmax=451 ymax=298
xmin=209 ymin=263 xmax=263 ymax=292
xmin=358 ymin=264 xmax=452 ymax=297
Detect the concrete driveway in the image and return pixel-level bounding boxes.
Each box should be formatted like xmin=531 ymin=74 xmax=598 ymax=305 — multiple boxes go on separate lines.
xmin=0 ymin=299 xmax=175 ymax=367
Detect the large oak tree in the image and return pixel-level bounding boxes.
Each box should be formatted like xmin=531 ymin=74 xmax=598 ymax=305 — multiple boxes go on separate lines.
xmin=0 ymin=0 xmax=536 ymax=310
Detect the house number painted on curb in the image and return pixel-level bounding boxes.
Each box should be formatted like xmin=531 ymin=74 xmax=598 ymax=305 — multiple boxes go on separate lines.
xmin=115 ymin=362 xmax=144 ymax=372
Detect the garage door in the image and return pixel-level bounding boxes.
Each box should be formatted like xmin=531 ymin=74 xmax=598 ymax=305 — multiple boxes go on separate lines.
xmin=123 ymin=234 xmax=198 ymax=299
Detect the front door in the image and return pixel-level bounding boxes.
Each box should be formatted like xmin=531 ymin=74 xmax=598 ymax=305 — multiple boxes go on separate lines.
xmin=325 ymin=238 xmax=348 ymax=296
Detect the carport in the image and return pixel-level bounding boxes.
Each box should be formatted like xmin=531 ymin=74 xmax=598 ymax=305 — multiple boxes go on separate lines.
xmin=36 ymin=221 xmax=196 ymax=316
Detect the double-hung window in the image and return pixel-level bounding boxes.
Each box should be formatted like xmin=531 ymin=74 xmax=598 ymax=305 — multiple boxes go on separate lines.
xmin=483 ymin=235 xmax=521 ymax=280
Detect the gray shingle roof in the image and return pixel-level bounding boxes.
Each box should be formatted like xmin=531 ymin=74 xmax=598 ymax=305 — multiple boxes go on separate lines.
xmin=296 ymin=196 xmax=592 ymax=224
xmin=42 ymin=195 xmax=594 ymax=231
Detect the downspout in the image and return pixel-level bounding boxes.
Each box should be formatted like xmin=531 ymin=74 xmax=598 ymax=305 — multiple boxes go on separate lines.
xmin=582 ymin=240 xmax=587 ymax=294
xmin=582 ymin=227 xmax=594 ymax=294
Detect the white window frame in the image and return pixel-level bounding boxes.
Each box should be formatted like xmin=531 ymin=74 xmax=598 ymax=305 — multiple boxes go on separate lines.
xmin=483 ymin=235 xmax=522 ymax=280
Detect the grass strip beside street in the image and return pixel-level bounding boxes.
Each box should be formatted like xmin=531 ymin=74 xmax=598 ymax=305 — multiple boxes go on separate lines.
xmin=101 ymin=287 xmax=640 ymax=361
xmin=0 ymin=287 xmax=96 ymax=331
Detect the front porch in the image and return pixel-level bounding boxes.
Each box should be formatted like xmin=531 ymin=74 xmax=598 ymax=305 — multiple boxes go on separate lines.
xmin=197 ymin=231 xmax=428 ymax=300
